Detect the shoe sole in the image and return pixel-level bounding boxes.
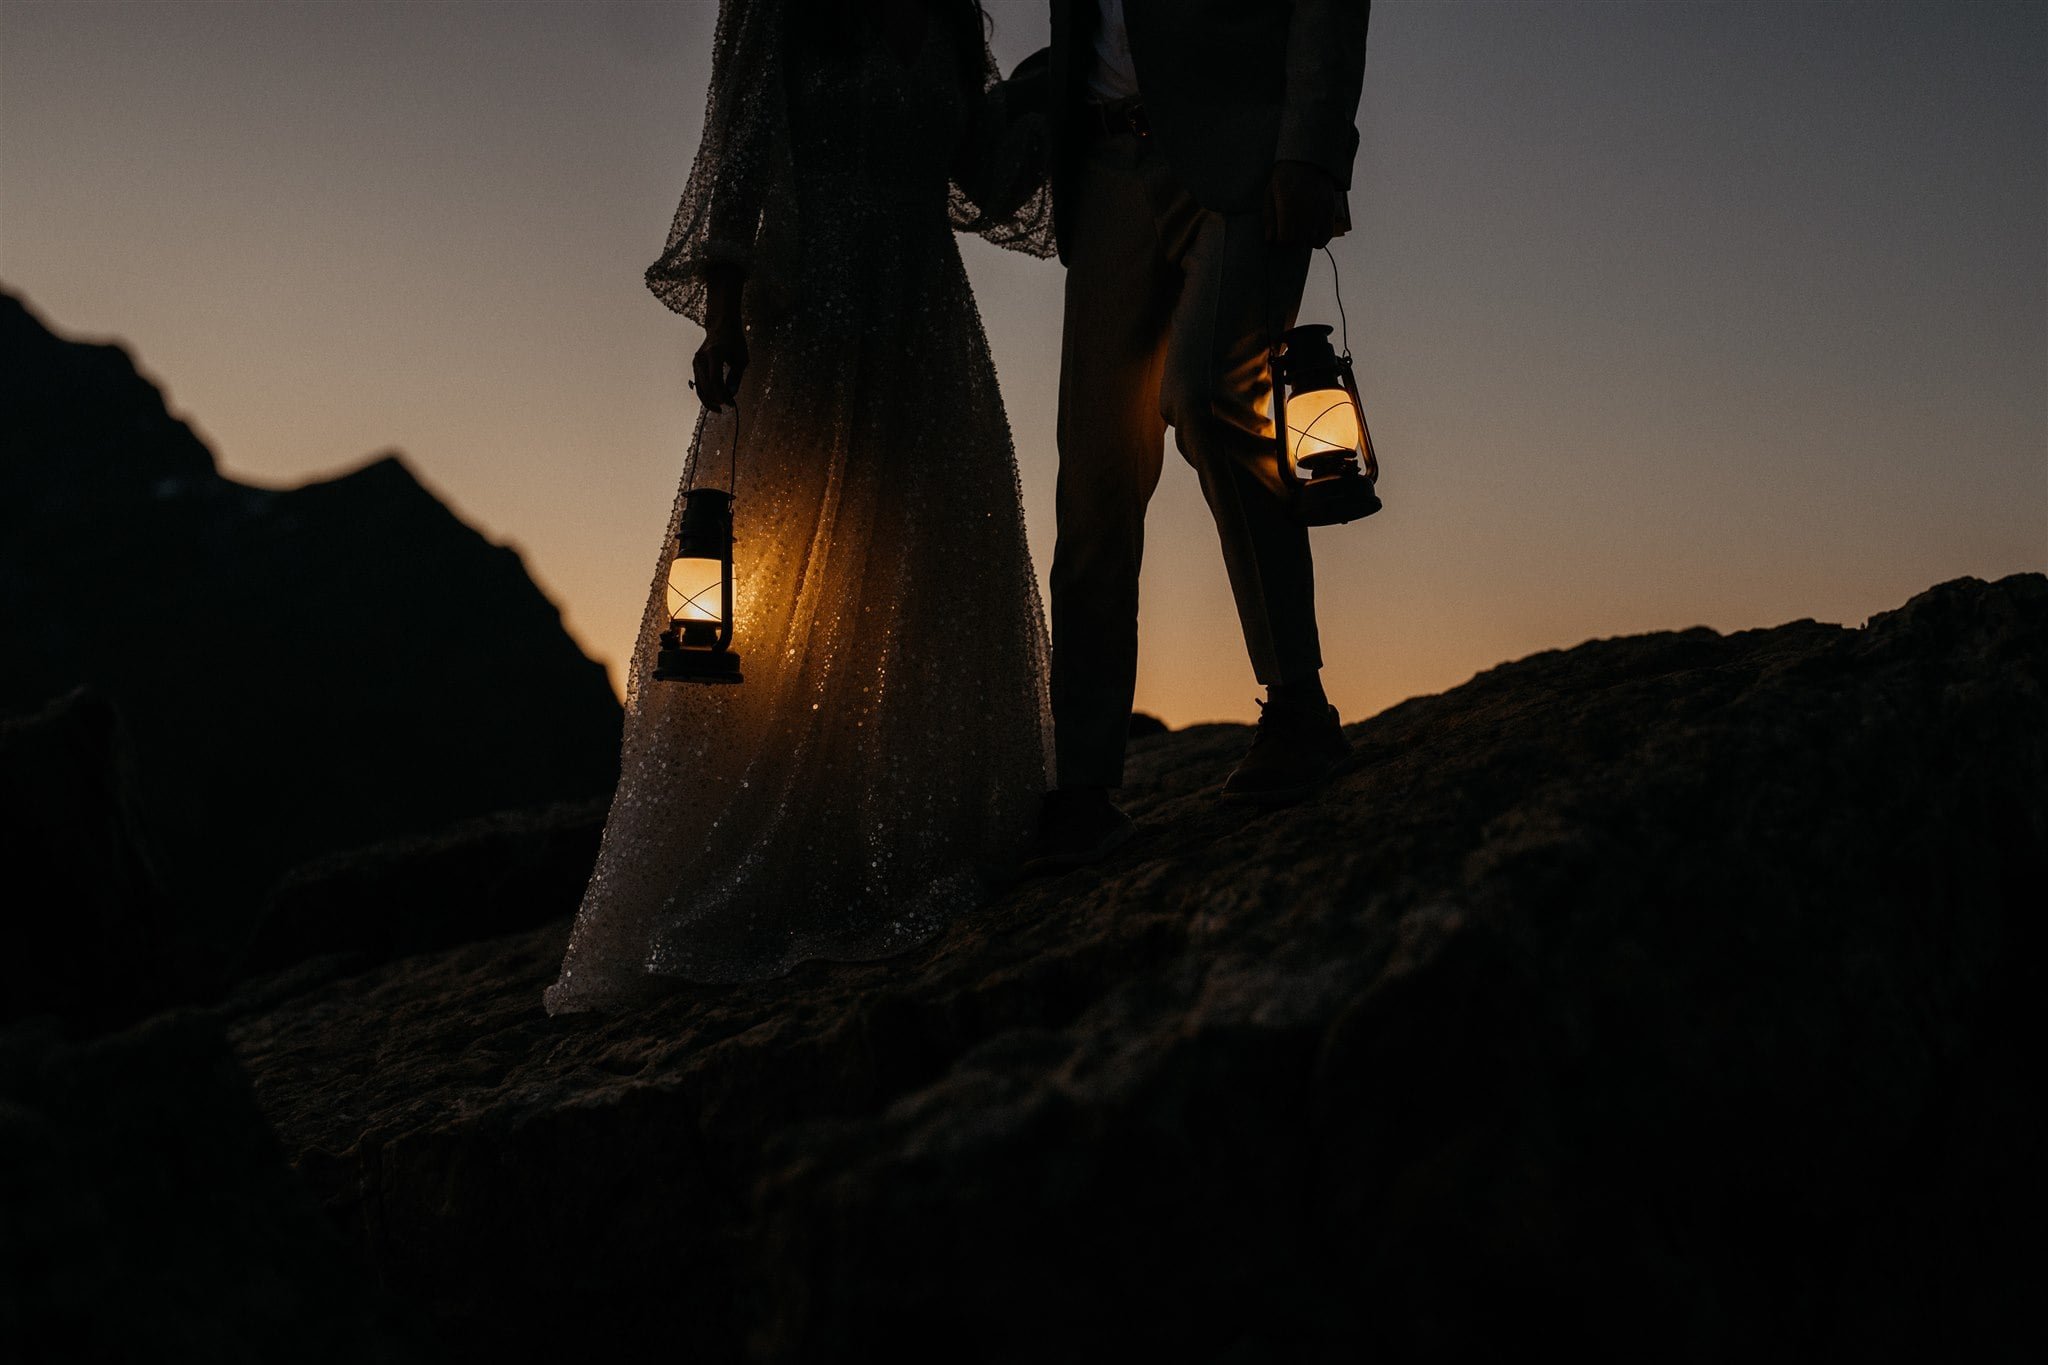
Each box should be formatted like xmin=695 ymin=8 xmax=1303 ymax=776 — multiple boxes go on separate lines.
xmin=1218 ymin=751 xmax=1357 ymax=806
xmin=1018 ymin=819 xmax=1137 ymax=878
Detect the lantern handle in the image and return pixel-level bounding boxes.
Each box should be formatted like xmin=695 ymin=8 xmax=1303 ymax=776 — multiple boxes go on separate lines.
xmin=1321 ymin=246 xmax=1351 ymax=359
xmin=679 ymin=391 xmax=744 ymax=502
xmin=729 ymin=396 xmax=742 ymax=501
xmin=1265 ymin=247 xmax=1353 ymax=359
xmin=1318 ymin=247 xmax=1376 ymax=486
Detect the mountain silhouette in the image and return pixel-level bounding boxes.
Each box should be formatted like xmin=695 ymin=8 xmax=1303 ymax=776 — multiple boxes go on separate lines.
xmin=0 ymin=291 xmax=621 ymax=997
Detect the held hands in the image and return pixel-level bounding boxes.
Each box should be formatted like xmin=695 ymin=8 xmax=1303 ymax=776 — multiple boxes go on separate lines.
xmin=1264 ymin=160 xmax=1343 ymax=250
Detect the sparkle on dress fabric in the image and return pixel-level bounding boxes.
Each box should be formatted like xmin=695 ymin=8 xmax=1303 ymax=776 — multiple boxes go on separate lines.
xmin=545 ymin=0 xmax=1054 ymax=1011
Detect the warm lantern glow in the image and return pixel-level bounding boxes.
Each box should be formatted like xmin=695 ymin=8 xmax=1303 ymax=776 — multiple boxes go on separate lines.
xmin=667 ymin=554 xmax=726 ymax=624
xmin=1273 ymin=323 xmax=1381 ymax=526
xmin=655 ymin=486 xmax=742 ymax=684
xmin=1286 ymin=385 xmax=1364 ymax=473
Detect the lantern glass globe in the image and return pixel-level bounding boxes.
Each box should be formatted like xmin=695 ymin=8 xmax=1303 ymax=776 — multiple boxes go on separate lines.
xmin=668 ymin=555 xmax=726 ymax=625
xmin=1288 ymin=386 xmax=1363 ymax=469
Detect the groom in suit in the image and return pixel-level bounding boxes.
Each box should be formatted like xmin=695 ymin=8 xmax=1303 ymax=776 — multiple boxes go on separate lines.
xmin=1030 ymin=0 xmax=1373 ymax=863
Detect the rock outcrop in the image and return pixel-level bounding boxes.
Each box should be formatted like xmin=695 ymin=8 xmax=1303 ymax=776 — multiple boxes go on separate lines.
xmin=0 ymin=292 xmax=622 ymax=993
xmin=237 ymin=800 xmax=606 ymax=981
xmin=224 ymin=575 xmax=2046 ymax=1363
xmin=0 ymin=1011 xmax=426 ymax=1362
xmin=0 ymin=687 xmax=179 ymax=1033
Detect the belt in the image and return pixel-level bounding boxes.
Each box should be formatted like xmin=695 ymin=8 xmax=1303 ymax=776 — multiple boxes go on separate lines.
xmin=1083 ymin=96 xmax=1150 ymax=138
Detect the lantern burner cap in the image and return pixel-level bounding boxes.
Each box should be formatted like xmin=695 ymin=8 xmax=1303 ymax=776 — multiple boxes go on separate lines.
xmin=1282 ymin=323 xmax=1339 ymax=359
xmin=676 ymin=487 xmax=734 ymax=558
xmin=1278 ymin=324 xmax=1350 ymax=393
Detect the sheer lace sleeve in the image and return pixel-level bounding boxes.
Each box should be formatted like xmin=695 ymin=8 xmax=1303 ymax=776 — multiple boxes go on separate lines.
xmin=949 ymin=36 xmax=1055 ymax=260
xmin=646 ymin=0 xmax=801 ymax=324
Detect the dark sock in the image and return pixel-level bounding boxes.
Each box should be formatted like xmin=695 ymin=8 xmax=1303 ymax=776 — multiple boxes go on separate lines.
xmin=1269 ymin=675 xmax=1327 ymax=710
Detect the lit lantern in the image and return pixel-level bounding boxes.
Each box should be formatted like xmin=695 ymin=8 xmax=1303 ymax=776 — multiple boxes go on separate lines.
xmin=1273 ymin=323 xmax=1381 ymax=526
xmin=655 ymin=487 xmax=742 ymax=684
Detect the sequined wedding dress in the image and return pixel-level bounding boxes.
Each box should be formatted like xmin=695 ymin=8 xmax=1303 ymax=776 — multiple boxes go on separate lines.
xmin=545 ymin=0 xmax=1053 ymax=1010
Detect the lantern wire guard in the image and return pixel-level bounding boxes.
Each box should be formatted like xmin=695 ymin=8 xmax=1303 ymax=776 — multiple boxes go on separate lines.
xmin=1275 ymin=247 xmax=1382 ymax=526
xmin=655 ymin=397 xmax=744 ymax=683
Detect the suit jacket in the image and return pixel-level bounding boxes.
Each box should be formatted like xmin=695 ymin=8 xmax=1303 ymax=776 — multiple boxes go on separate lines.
xmin=1041 ymin=0 xmax=1371 ymax=258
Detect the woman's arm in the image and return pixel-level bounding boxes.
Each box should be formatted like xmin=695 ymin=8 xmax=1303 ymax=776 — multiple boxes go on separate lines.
xmin=947 ymin=46 xmax=1056 ymax=258
xmin=646 ymin=0 xmax=794 ymax=345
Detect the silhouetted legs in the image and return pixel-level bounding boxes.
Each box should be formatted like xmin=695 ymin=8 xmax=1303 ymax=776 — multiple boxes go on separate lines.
xmin=1051 ymin=129 xmax=1322 ymax=789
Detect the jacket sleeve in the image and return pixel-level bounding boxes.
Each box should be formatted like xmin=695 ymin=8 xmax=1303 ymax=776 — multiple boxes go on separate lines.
xmin=1275 ymin=0 xmax=1370 ymax=189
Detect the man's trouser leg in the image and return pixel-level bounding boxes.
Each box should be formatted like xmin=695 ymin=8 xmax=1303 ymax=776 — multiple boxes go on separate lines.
xmin=1051 ymin=132 xmax=1326 ymax=790
xmin=1050 ymin=130 xmax=1174 ymax=790
xmin=1158 ymin=194 xmax=1323 ymax=689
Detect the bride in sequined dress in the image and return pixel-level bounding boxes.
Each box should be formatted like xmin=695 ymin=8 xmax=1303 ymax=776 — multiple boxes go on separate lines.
xmin=545 ymin=0 xmax=1054 ymax=1011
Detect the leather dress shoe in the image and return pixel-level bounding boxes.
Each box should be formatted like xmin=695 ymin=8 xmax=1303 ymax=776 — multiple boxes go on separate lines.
xmin=1021 ymin=788 xmax=1134 ymax=875
xmin=1221 ymin=698 xmax=1349 ymax=804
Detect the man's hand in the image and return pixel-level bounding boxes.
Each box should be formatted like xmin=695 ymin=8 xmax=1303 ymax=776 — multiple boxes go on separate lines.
xmin=1264 ymin=159 xmax=1340 ymax=249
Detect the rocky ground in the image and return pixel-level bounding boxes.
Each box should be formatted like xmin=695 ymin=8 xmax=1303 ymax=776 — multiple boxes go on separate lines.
xmin=202 ymin=574 xmax=2045 ymax=1363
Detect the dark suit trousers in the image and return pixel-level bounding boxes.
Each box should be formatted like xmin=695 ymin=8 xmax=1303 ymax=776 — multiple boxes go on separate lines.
xmin=1051 ymin=127 xmax=1323 ymax=789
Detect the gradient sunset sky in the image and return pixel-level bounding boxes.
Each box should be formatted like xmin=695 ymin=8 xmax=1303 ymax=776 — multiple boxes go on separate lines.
xmin=4 ymin=0 xmax=2042 ymax=726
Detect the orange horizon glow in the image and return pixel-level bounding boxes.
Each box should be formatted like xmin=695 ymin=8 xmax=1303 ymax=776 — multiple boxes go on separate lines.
xmin=2 ymin=1 xmax=2041 ymax=730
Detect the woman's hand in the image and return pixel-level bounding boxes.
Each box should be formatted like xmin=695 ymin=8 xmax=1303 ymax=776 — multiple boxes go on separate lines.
xmin=693 ymin=318 xmax=748 ymax=412
xmin=693 ymin=265 xmax=748 ymax=411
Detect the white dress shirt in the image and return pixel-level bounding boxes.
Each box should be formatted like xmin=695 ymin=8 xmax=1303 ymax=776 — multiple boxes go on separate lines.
xmin=1087 ymin=0 xmax=1141 ymax=102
